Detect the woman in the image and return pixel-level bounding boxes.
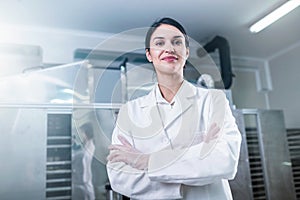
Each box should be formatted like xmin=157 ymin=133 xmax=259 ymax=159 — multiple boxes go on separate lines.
xmin=106 ymin=17 xmax=241 ymax=200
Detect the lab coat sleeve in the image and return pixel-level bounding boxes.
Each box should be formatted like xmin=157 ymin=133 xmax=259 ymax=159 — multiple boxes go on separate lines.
xmin=147 ymin=90 xmax=242 ymax=186
xmin=106 ymin=105 xmax=182 ymax=199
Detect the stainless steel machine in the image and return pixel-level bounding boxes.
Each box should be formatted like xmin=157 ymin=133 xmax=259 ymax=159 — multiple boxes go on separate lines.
xmin=229 ymin=109 xmax=296 ymax=200
xmin=0 ymin=61 xmax=122 ymax=200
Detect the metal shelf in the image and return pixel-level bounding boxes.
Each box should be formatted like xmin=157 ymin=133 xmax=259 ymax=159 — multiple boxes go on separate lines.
xmin=46 ymin=114 xmax=72 ymax=200
xmin=47 ymin=145 xmax=72 ymax=149
xmin=46 ymin=178 xmax=71 ymax=184
xmin=47 ymin=161 xmax=71 ymax=166
xmin=46 ymin=187 xmax=71 ymax=192
xmin=46 ymin=196 xmax=72 ymax=200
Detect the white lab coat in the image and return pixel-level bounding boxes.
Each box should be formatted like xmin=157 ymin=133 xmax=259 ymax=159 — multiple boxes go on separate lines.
xmin=107 ymin=80 xmax=241 ymax=200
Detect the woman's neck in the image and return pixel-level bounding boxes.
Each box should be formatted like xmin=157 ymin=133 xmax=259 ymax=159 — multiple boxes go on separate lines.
xmin=157 ymin=74 xmax=184 ymax=103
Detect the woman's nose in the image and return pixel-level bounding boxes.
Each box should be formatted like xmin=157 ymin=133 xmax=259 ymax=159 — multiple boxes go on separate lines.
xmin=164 ymin=42 xmax=175 ymax=53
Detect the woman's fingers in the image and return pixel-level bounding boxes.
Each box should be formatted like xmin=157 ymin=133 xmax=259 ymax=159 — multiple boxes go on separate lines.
xmin=118 ymin=135 xmax=132 ymax=147
xmin=107 ymin=146 xmax=149 ymax=170
xmin=209 ymin=123 xmax=220 ymax=135
xmin=203 ymin=123 xmax=221 ymax=143
xmin=108 ymin=144 xmax=132 ymax=153
xmin=106 ymin=152 xmax=114 ymax=161
xmin=107 ymin=149 xmax=136 ymax=164
xmin=107 ymin=135 xmax=147 ymax=168
xmin=107 ymin=149 xmax=126 ymax=162
xmin=108 ymin=144 xmax=122 ymax=150
xmin=107 ymin=153 xmax=125 ymax=163
xmin=210 ymin=126 xmax=220 ymax=137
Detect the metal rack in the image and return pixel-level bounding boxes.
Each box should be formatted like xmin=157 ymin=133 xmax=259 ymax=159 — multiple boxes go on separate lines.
xmin=241 ymin=109 xmax=296 ymax=200
xmin=245 ymin=127 xmax=267 ymax=199
xmin=287 ymin=129 xmax=300 ymax=200
xmin=46 ymin=114 xmax=72 ymax=200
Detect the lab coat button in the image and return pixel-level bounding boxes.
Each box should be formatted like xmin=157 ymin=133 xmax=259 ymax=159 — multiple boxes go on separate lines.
xmin=163 ymin=138 xmax=169 ymax=143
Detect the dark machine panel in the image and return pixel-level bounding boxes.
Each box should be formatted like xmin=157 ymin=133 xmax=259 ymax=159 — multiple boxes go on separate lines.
xmin=287 ymin=129 xmax=300 ymax=200
xmin=46 ymin=114 xmax=72 ymax=200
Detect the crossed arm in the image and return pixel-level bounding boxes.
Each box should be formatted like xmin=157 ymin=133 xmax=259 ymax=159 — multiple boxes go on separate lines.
xmin=107 ymin=123 xmax=221 ymax=170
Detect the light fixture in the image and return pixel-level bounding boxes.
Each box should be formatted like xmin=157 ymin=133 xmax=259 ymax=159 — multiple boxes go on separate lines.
xmin=249 ymin=0 xmax=300 ymax=33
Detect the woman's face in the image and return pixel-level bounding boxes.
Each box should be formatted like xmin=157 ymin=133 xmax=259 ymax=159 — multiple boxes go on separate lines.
xmin=146 ymin=24 xmax=189 ymax=76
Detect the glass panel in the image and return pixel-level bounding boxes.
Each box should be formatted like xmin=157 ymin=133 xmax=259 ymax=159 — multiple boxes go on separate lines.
xmin=72 ymin=107 xmax=121 ymax=200
xmin=0 ymin=61 xmax=89 ymax=104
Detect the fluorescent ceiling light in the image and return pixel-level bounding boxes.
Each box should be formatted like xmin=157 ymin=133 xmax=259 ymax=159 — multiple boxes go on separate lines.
xmin=250 ymin=0 xmax=300 ymax=33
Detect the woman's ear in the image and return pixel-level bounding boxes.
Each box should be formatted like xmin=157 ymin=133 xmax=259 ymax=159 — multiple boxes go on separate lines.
xmin=146 ymin=49 xmax=152 ymax=62
xmin=186 ymin=47 xmax=190 ymax=59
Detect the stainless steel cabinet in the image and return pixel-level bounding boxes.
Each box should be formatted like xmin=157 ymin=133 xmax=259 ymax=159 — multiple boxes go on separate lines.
xmin=0 ymin=108 xmax=47 ymax=200
xmin=230 ymin=109 xmax=296 ymax=200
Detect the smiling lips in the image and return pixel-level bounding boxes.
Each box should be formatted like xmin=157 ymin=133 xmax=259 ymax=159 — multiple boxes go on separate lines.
xmin=162 ymin=56 xmax=178 ymax=62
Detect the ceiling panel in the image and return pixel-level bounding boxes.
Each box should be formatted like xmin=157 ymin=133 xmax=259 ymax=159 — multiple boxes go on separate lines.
xmin=0 ymin=0 xmax=299 ymax=58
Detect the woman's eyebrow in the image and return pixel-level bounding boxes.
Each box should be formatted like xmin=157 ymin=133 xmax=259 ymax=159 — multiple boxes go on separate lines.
xmin=152 ymin=36 xmax=164 ymax=41
xmin=173 ymin=36 xmax=183 ymax=39
xmin=152 ymin=35 xmax=183 ymax=41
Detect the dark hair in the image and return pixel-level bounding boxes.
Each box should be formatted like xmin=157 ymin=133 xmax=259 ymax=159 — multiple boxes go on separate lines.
xmin=145 ymin=17 xmax=189 ymax=50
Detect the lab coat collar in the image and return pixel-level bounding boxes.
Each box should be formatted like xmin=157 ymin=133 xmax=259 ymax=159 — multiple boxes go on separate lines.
xmin=138 ymin=80 xmax=198 ymax=130
xmin=139 ymin=80 xmax=197 ymax=108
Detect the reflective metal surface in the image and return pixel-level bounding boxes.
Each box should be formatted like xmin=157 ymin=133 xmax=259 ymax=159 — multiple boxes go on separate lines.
xmin=0 ymin=60 xmax=121 ymax=199
xmin=242 ymin=109 xmax=296 ymax=200
xmin=229 ymin=109 xmax=253 ymax=200
xmin=72 ymin=107 xmax=119 ymax=200
xmin=0 ymin=105 xmax=121 ymax=200
xmin=0 ymin=108 xmax=47 ymax=200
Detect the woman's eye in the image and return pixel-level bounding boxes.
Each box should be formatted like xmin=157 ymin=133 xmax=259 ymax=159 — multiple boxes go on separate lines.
xmin=155 ymin=41 xmax=164 ymax=46
xmin=173 ymin=40 xmax=183 ymax=46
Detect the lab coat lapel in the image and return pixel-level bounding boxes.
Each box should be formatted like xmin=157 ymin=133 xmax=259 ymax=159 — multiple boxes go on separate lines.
xmin=164 ymin=81 xmax=196 ymax=129
xmin=138 ymin=81 xmax=197 ymax=132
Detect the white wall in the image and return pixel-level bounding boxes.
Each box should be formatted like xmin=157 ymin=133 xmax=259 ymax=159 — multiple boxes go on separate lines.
xmin=268 ymin=43 xmax=300 ymax=129
xmin=231 ymin=68 xmax=267 ymax=109
xmin=0 ymin=43 xmax=42 ymax=77
xmin=228 ymin=57 xmax=272 ymax=110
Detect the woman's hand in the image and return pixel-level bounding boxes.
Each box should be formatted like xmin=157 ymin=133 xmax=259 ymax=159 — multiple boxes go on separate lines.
xmin=192 ymin=123 xmax=220 ymax=145
xmin=107 ymin=135 xmax=149 ymax=170
xmin=202 ymin=123 xmax=220 ymax=143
